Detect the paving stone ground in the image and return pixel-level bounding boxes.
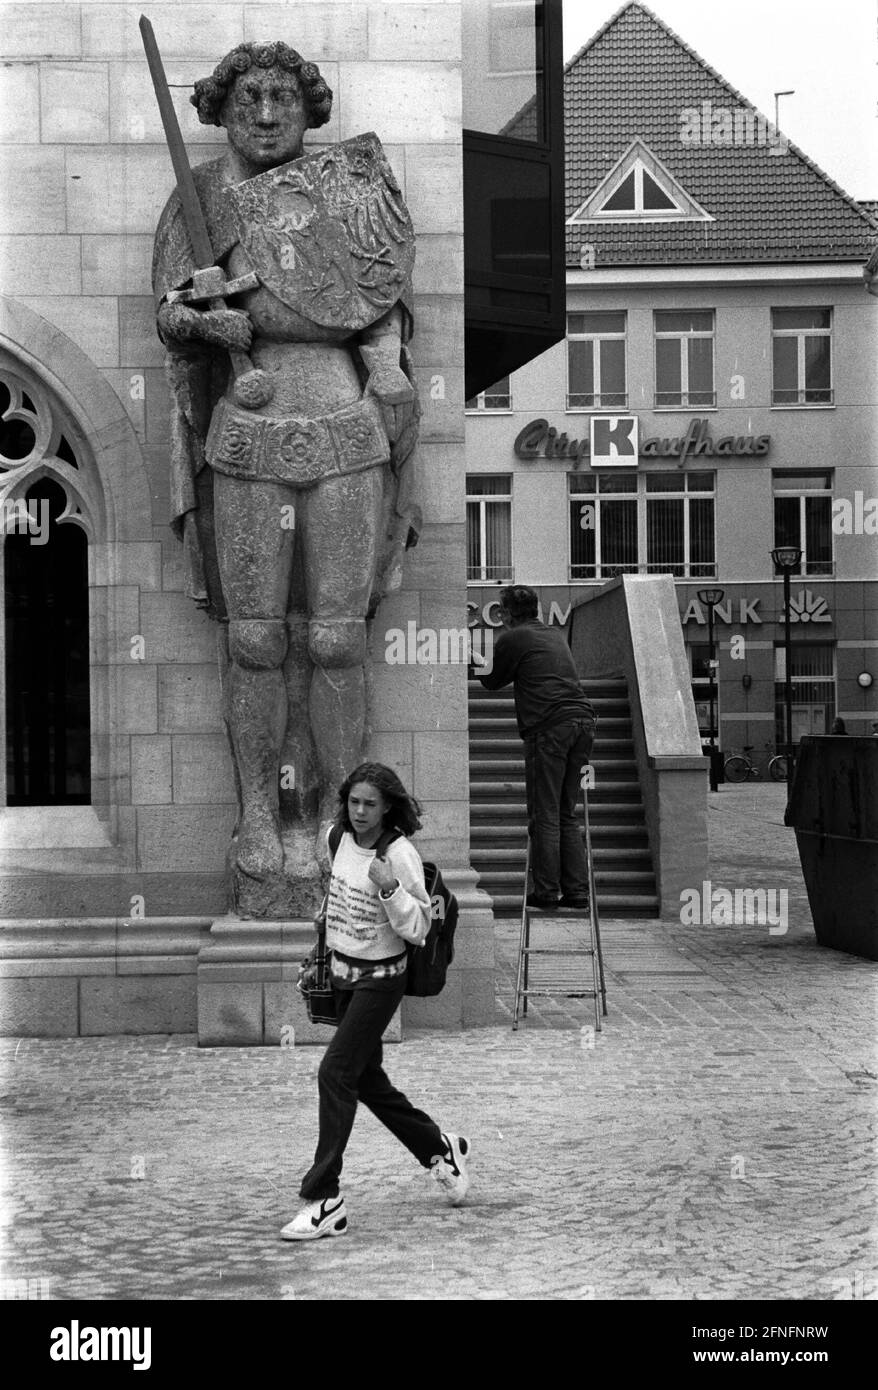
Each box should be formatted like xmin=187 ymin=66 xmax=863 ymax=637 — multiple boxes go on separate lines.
xmin=0 ymin=785 xmax=875 ymax=1303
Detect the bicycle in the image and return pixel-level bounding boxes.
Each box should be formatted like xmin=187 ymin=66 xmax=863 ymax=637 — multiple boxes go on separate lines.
xmin=767 ymin=748 xmax=790 ymax=782
xmin=722 ymin=745 xmax=789 ymax=783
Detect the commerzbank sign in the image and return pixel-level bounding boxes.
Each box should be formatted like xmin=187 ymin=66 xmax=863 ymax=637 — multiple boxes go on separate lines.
xmin=514 ymin=416 xmax=771 ymax=466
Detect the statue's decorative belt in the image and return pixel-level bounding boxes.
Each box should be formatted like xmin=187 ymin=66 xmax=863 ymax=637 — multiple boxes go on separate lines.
xmin=205 ymin=394 xmax=390 ymax=485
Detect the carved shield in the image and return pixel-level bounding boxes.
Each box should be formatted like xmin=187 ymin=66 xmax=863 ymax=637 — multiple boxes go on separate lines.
xmin=227 ymin=133 xmax=415 ymax=332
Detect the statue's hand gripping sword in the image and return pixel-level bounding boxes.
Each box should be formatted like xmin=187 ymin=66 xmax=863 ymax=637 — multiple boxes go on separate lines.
xmin=140 ymin=14 xmax=273 ymax=409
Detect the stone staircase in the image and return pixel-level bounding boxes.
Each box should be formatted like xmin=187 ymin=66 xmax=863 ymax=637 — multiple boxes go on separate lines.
xmin=469 ymin=677 xmax=660 ymax=916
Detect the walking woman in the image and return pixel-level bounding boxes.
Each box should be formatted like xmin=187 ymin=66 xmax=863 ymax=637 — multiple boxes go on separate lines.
xmin=281 ymin=762 xmax=470 ymax=1240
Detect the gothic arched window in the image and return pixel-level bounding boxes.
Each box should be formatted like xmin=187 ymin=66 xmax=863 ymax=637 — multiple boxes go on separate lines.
xmin=1 ymin=369 xmax=91 ymax=806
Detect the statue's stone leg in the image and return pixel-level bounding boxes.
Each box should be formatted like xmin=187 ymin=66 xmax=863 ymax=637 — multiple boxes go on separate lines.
xmin=213 ymin=472 xmax=297 ymax=913
xmin=226 ymin=618 xmax=288 ymax=877
xmin=302 ymin=468 xmax=383 ymax=846
xmin=308 ymin=617 xmax=368 ymax=818
xmin=279 ymin=609 xmax=319 ymax=826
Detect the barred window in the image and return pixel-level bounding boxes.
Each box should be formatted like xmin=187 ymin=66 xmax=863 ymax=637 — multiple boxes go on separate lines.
xmin=568 ymin=472 xmax=637 ymax=579
xmin=568 ymin=471 xmax=715 ymax=581
xmin=645 ymin=472 xmax=716 ymax=578
xmin=774 ymin=643 xmax=835 ymax=741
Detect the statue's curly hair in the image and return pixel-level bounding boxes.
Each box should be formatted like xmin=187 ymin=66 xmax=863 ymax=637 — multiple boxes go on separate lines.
xmin=191 ymin=42 xmax=333 ymax=129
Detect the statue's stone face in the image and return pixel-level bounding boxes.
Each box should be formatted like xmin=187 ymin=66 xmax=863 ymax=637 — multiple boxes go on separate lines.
xmin=221 ymin=66 xmax=308 ymax=169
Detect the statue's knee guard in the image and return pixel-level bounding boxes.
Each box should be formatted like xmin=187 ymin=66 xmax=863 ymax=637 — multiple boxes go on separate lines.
xmin=308 ymin=618 xmax=366 ymax=670
xmin=228 ymin=618 xmax=288 ymax=671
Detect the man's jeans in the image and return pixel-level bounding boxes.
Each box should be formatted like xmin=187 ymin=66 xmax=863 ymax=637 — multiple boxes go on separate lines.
xmin=523 ymin=717 xmax=596 ymax=899
xmin=299 ymin=976 xmax=445 ymax=1201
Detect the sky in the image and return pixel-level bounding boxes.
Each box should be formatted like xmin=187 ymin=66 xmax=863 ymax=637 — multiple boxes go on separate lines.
xmin=563 ymin=0 xmax=878 ymax=201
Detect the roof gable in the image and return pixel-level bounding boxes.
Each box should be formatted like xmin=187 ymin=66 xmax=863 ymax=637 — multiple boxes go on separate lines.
xmin=564 ymin=2 xmax=877 ymax=267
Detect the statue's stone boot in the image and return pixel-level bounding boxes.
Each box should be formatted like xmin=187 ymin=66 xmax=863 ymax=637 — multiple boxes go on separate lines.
xmin=314 ymin=816 xmax=335 ymax=871
xmin=235 ymin=804 xmax=284 ymax=879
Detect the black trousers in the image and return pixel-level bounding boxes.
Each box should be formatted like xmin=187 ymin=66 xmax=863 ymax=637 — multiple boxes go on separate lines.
xmin=523 ymin=716 xmax=596 ymax=899
xmin=299 ymin=975 xmax=445 ymax=1201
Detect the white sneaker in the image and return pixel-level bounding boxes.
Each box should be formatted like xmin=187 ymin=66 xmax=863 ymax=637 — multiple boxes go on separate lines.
xmin=280 ymin=1195 xmax=348 ymax=1241
xmin=430 ymin=1133 xmax=470 ymax=1206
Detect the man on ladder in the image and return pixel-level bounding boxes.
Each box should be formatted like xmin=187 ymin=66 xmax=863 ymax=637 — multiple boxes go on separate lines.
xmin=471 ymin=585 xmax=597 ymax=910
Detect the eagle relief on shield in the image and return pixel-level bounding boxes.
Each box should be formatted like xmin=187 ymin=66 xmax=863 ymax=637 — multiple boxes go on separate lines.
xmin=227 ymin=132 xmax=415 ymax=330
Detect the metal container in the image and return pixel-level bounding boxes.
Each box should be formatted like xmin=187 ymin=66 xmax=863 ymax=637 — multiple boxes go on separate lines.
xmin=784 ymin=736 xmax=878 ymax=959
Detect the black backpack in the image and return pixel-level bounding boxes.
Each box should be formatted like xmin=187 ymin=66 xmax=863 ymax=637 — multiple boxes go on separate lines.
xmin=327 ymin=823 xmax=458 ymax=997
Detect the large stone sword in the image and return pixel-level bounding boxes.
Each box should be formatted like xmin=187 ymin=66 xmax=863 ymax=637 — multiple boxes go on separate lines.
xmin=139 ymin=14 xmax=272 ymax=409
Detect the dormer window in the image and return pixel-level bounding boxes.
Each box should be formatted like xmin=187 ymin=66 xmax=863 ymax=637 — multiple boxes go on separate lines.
xmin=568 ymin=138 xmax=713 ymax=225
xmin=601 ymin=163 xmax=677 ymax=213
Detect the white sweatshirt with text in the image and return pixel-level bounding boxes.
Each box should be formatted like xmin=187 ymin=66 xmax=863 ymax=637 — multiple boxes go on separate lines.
xmin=326 ymin=830 xmax=431 ymax=961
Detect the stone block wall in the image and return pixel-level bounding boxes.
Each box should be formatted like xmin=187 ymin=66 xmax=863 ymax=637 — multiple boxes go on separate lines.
xmin=0 ymin=2 xmax=490 ymax=1032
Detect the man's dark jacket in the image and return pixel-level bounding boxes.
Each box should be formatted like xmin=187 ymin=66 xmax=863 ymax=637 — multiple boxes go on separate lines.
xmin=478 ymin=620 xmax=596 ymax=738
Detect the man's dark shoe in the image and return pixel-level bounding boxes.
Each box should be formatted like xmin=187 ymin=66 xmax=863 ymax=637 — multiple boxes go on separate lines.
xmin=526 ymin=892 xmax=561 ymax=910
xmin=560 ymin=895 xmax=590 ymax=910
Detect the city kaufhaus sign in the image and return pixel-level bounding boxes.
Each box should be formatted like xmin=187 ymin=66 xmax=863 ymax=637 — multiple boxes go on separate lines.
xmin=514 ymin=417 xmax=771 ymax=466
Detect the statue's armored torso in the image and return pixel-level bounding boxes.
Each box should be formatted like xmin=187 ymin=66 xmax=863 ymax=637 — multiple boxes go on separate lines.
xmin=205 ymin=254 xmax=390 ymax=489
xmin=202 ymin=134 xmax=413 ymax=489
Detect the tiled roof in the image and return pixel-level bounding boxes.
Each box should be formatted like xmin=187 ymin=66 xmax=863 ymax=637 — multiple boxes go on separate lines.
xmin=563 ymin=2 xmax=878 ymax=267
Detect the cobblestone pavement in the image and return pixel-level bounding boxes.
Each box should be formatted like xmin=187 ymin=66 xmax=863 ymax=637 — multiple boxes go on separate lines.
xmin=1 ymin=786 xmax=875 ymax=1302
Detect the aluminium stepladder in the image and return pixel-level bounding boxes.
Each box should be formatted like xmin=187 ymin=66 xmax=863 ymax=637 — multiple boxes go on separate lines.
xmin=512 ymin=774 xmax=608 ymax=1031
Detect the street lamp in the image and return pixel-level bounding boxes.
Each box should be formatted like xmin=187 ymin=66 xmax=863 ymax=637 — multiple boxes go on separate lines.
xmin=771 ymin=547 xmax=802 ymax=785
xmin=774 ymin=89 xmax=795 ymax=139
xmin=697 ymin=588 xmax=724 ymax=790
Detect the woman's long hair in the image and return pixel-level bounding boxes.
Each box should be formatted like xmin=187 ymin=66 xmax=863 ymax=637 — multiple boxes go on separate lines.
xmin=335 ymin=763 xmax=423 ymax=837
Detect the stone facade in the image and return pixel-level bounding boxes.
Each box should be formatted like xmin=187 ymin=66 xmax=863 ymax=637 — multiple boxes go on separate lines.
xmin=0 ymin=1 xmax=494 ymax=1036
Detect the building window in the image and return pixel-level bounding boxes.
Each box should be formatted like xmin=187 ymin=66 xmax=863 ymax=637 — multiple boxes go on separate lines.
xmin=567 ymin=139 xmax=714 ymax=225
xmin=466 ymin=375 xmax=512 ymax=411
xmin=771 ymin=309 xmax=833 ymax=406
xmin=654 ymin=310 xmax=715 ymax=408
xmin=772 ymin=471 xmax=833 ymax=575
xmin=645 ymin=472 xmax=716 ymax=578
xmin=1 ymin=368 xmax=91 ymax=807
xmin=568 ymin=473 xmax=638 ymax=579
xmin=467 ymin=474 xmax=513 ymax=582
xmin=568 ymin=471 xmax=716 ymax=581
xmin=602 ymin=162 xmax=675 ymax=213
xmin=774 ymin=643 xmax=835 ymax=740
xmin=567 ymin=312 xmax=627 ymax=409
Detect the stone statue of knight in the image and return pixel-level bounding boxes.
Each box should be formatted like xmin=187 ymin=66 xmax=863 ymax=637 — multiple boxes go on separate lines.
xmin=151 ymin=42 xmax=420 ymax=917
